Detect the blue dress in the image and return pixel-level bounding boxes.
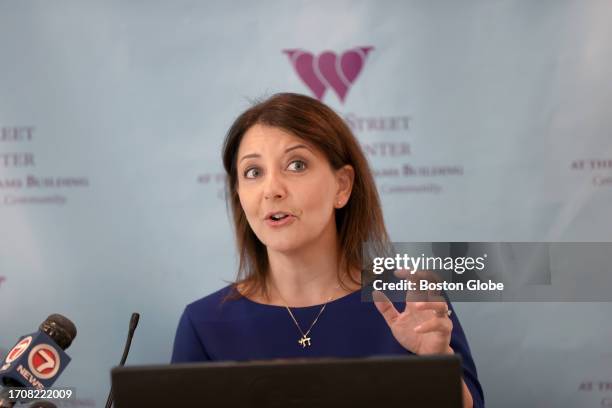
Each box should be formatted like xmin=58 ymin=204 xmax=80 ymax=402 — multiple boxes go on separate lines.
xmin=172 ymin=285 xmax=484 ymax=407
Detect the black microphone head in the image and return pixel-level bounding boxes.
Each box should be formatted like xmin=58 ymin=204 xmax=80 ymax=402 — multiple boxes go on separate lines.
xmin=129 ymin=313 xmax=140 ymax=333
xmin=39 ymin=314 xmax=77 ymax=350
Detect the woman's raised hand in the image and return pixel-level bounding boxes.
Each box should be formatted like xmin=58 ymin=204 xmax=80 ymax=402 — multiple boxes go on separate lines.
xmin=373 ymin=270 xmax=453 ymax=355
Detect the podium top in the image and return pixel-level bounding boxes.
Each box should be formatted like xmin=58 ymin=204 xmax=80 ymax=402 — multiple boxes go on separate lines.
xmin=111 ymin=355 xmax=462 ymax=408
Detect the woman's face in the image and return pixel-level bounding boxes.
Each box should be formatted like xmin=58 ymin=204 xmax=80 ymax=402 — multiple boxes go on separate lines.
xmin=236 ymin=124 xmax=353 ymax=254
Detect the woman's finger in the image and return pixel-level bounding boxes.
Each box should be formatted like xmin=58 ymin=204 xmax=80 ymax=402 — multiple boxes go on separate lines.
xmin=414 ymin=301 xmax=449 ymax=316
xmin=373 ymin=290 xmax=400 ymax=325
xmin=414 ymin=316 xmax=453 ymax=334
xmin=400 ymin=270 xmax=445 ymax=304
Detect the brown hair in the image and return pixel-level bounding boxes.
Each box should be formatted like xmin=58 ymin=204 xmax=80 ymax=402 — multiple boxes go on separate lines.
xmin=222 ymin=93 xmax=388 ymax=300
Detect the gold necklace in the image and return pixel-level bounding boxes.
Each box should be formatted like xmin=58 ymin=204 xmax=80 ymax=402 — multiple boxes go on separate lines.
xmin=275 ymin=285 xmax=339 ymax=348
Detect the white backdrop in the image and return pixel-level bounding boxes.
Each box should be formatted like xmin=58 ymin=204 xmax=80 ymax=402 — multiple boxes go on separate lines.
xmin=1 ymin=1 xmax=611 ymax=406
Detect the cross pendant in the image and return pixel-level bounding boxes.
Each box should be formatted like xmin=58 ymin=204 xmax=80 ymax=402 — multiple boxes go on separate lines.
xmin=298 ymin=336 xmax=311 ymax=348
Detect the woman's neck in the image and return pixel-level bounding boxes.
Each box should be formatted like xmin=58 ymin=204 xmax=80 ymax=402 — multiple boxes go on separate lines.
xmin=263 ymin=230 xmax=359 ymax=307
xmin=267 ymin=250 xmax=340 ymax=307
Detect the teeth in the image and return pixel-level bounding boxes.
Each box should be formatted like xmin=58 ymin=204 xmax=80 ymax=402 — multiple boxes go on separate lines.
xmin=271 ymin=213 xmax=287 ymax=220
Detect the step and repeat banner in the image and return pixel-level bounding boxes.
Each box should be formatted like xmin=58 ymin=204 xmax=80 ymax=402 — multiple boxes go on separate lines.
xmin=1 ymin=1 xmax=611 ymax=406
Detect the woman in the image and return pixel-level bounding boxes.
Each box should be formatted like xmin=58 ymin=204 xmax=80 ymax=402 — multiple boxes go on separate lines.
xmin=172 ymin=93 xmax=484 ymax=407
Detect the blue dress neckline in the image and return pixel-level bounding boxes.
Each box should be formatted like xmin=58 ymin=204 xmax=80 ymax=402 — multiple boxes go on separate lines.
xmin=238 ymin=288 xmax=362 ymax=310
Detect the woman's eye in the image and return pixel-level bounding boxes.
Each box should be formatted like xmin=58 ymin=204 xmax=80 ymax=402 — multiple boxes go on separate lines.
xmin=287 ymin=160 xmax=307 ymax=172
xmin=244 ymin=167 xmax=261 ymax=179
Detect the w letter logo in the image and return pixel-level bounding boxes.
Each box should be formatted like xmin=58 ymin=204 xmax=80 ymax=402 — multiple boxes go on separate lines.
xmin=284 ymin=47 xmax=373 ymax=103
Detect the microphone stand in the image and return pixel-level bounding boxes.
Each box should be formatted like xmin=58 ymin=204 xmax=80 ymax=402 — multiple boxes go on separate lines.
xmin=104 ymin=313 xmax=140 ymax=408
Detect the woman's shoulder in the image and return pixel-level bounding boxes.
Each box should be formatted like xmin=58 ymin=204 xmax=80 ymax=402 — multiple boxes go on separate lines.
xmin=184 ymin=284 xmax=246 ymax=322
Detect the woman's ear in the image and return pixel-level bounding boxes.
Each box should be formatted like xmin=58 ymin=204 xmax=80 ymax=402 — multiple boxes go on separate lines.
xmin=335 ymin=165 xmax=355 ymax=209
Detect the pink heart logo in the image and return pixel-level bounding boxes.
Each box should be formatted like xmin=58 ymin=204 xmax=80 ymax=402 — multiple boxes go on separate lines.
xmin=284 ymin=47 xmax=373 ymax=103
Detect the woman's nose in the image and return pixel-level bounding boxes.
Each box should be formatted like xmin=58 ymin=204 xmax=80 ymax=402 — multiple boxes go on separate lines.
xmin=263 ymin=170 xmax=286 ymax=200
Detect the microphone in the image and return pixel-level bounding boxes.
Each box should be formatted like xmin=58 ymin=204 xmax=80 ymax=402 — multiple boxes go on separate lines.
xmin=104 ymin=313 xmax=140 ymax=408
xmin=0 ymin=315 xmax=77 ymax=408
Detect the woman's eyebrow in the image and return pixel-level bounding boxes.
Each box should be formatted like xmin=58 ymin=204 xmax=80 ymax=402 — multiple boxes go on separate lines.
xmin=239 ymin=153 xmax=260 ymax=163
xmin=239 ymin=144 xmax=312 ymax=163
xmin=285 ymin=144 xmax=312 ymax=154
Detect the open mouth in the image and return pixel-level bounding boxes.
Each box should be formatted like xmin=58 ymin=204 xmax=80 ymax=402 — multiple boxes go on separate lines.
xmin=265 ymin=212 xmax=296 ymax=227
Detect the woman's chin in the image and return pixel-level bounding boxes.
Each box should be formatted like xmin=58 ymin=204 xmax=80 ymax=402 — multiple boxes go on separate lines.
xmin=262 ymin=236 xmax=308 ymax=254
xmin=265 ymin=241 xmax=302 ymax=254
